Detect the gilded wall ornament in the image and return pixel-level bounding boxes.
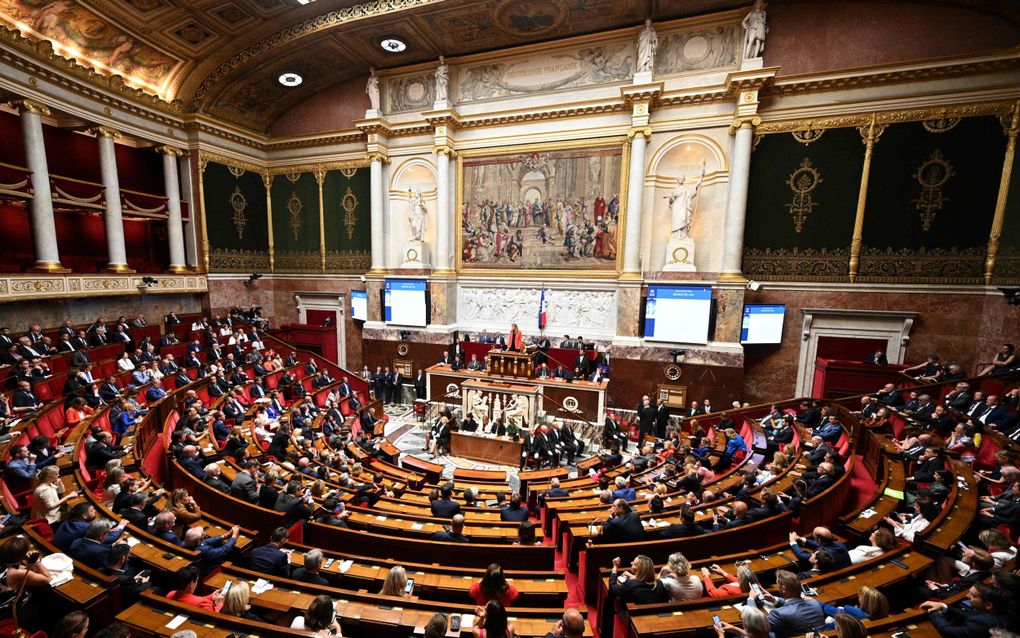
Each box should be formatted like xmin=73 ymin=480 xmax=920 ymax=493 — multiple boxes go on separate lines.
xmin=791 ymin=129 xmax=825 ymax=145
xmin=922 ymin=117 xmax=960 ymax=133
xmin=785 ymin=158 xmax=822 ymax=233
xmin=341 ymin=187 xmax=359 ymax=240
xmin=911 ymin=149 xmax=954 ymax=231
xmin=227 ymin=165 xmax=246 ymax=178
xmin=664 ymin=364 xmax=682 ymax=381
xmin=284 ymin=173 xmax=302 ymax=183
xmin=287 ymin=191 xmax=303 ymax=241
xmin=340 ymin=167 xmax=358 ymax=178
xmin=229 ymin=186 xmax=248 ymax=239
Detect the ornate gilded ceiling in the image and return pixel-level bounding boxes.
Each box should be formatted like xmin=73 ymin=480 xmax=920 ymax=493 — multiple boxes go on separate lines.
xmin=1 ymin=0 xmax=1019 ymax=133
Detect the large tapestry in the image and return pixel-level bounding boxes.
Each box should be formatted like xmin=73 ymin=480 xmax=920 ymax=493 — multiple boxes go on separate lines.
xmin=322 ymin=167 xmax=372 ymax=273
xmin=270 ymin=172 xmax=320 ymax=273
xmin=202 ymin=160 xmax=270 ymax=273
xmin=459 ymin=146 xmax=623 ymax=272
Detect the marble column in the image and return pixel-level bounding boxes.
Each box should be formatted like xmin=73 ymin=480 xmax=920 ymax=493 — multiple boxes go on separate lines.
xmin=12 ymin=100 xmax=65 ymax=272
xmin=720 ymin=121 xmax=754 ymax=281
xmin=158 ymin=146 xmax=188 ymax=273
xmin=435 ymin=150 xmax=451 ymax=271
xmin=94 ymin=127 xmax=132 ymax=272
xmin=622 ymin=131 xmax=649 ymax=275
xmin=369 ymin=154 xmax=385 ymax=272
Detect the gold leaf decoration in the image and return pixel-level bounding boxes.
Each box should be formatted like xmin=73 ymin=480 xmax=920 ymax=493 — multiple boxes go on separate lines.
xmin=742 ymin=247 xmax=849 ymax=281
xmin=227 ymin=165 xmax=246 ymax=178
xmin=229 ymin=186 xmax=248 ymax=239
xmin=857 ymin=246 xmax=983 ymax=283
xmin=340 ymin=167 xmax=358 ymax=178
xmin=922 ymin=118 xmax=961 ymax=133
xmin=911 ymin=149 xmax=954 ymax=231
xmin=287 ymin=191 xmax=303 ymax=241
xmin=785 ymin=158 xmax=822 ymax=233
xmin=275 ymin=251 xmax=321 ymax=273
xmin=325 ymin=250 xmax=371 ymax=272
xmin=791 ymin=129 xmax=825 ymax=145
xmin=341 ymin=187 xmax=359 ymax=240
xmin=208 ymin=249 xmax=270 ymax=272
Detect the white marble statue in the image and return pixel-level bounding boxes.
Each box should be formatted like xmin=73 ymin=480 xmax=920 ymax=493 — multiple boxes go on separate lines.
xmin=636 ymin=18 xmax=658 ymax=74
xmin=366 ymin=68 xmax=380 ymax=111
xmin=435 ymin=56 xmax=449 ymax=105
xmin=471 ymin=392 xmax=489 ymax=425
xmin=666 ymin=164 xmax=706 ymax=239
xmin=742 ymin=0 xmax=768 ymax=59
xmin=408 ymin=189 xmax=427 ymax=242
xmin=503 ymin=395 xmax=528 ymax=429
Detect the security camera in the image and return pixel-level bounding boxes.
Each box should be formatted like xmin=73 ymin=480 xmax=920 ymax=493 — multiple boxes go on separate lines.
xmin=746 ymin=280 xmax=762 ymax=292
xmin=359 ymin=275 xmax=367 ymax=283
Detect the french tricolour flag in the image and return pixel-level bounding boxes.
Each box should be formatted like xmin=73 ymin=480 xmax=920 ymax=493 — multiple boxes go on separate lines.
xmin=538 ymin=288 xmax=547 ymax=330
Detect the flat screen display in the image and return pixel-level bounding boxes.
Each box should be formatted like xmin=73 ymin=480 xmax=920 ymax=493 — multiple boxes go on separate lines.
xmin=351 ymin=290 xmax=367 ymax=321
xmin=643 ymin=286 xmax=712 ymax=344
xmin=740 ymin=304 xmax=786 ymax=344
xmin=384 ymin=279 xmax=427 ymax=327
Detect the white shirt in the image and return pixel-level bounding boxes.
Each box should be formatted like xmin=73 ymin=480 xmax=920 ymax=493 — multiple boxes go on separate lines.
xmin=118 ymin=358 xmax=135 ymax=372
xmin=848 ymin=544 xmax=884 ymax=564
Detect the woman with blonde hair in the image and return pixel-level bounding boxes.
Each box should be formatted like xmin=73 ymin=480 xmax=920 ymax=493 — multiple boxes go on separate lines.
xmin=380 ymin=565 xmax=410 ymax=597
xmin=102 ymin=467 xmax=126 ymax=505
xmin=821 ymin=585 xmax=889 ymax=622
xmin=221 ymin=581 xmax=263 ymax=620
xmin=659 ymin=552 xmax=703 ymax=601
xmin=831 ymin=612 xmax=868 ymax=638
xmin=30 ymin=465 xmax=78 ymax=523
xmin=166 ymin=488 xmax=203 ymax=526
xmin=609 ymin=554 xmax=669 ymax=604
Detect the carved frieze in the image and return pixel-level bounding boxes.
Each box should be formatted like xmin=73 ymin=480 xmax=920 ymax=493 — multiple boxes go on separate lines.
xmin=456 ymin=286 xmax=617 ymax=337
xmin=0 ymin=274 xmax=208 ymax=302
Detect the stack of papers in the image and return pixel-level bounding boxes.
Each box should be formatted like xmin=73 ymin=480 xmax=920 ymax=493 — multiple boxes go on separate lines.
xmin=858 ymin=509 xmax=877 ymax=519
xmin=252 ymin=579 xmax=274 ymax=594
xmin=165 ymin=615 xmax=188 ymax=630
xmin=338 ymin=560 xmax=354 ymax=574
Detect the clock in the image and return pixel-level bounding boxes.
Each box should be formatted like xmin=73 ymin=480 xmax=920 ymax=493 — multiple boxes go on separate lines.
xmin=397 ymin=343 xmax=409 ymax=356
xmin=664 ymin=364 xmax=682 ymax=381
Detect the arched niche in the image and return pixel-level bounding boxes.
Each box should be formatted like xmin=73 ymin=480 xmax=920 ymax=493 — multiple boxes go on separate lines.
xmin=645 ymin=134 xmax=729 ymax=273
xmin=388 ymin=158 xmax=438 ymax=266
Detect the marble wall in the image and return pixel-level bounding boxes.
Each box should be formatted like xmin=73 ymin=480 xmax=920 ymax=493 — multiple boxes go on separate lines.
xmin=741 ymin=287 xmax=1020 ymax=404
xmin=0 ymin=293 xmax=204 ymax=332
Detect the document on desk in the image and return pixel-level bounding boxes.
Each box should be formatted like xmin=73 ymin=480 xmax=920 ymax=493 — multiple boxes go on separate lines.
xmin=165 ymin=615 xmax=188 ymax=630
xmin=338 ymin=559 xmax=354 ymax=574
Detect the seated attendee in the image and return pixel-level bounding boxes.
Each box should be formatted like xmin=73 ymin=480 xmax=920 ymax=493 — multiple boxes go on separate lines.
xmin=11 ymin=380 xmax=42 ymax=414
xmin=756 ymin=570 xmax=826 ymax=638
xmin=500 ymin=493 xmax=530 ymax=522
xmin=0 ymin=536 xmax=58 ymax=629
xmin=166 ymin=566 xmax=223 ymax=612
xmin=379 ymin=565 xmax=412 ymax=598
xmin=432 ymin=513 xmax=470 ymax=543
xmin=593 ymin=499 xmax=643 ymax=544
xmin=430 ymin=483 xmax=461 ymax=518
xmin=515 ymin=521 xmax=539 ymax=546
xmin=292 ymin=548 xmax=330 ymax=585
xmin=102 ymin=543 xmax=150 ymax=605
xmin=290 ymin=594 xmax=343 ymax=635
xmin=470 ymin=563 xmax=519 ymax=607
xmin=249 ymin=526 xmax=291 ymax=577
xmin=920 ymin=584 xmax=1012 ymax=638
xmin=608 ymin=554 xmax=669 ymax=605
xmin=69 ymin=519 xmax=125 ymax=569
xmin=611 ymin=476 xmax=636 ymax=501
xmin=884 ymin=498 xmax=938 ymax=543
xmin=847 ymin=528 xmax=899 ymax=564
xmin=151 ymin=512 xmax=183 ymax=546
xmin=655 ymin=505 xmax=706 ymax=539
xmin=203 ymin=463 xmax=232 ymax=492
xmin=467 ymin=354 xmax=484 ymax=371
xmin=658 ymin=552 xmax=703 ymax=602
xmin=54 ymin=503 xmax=122 ymax=552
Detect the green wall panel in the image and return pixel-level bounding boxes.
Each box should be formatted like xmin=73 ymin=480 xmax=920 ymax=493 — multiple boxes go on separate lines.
xmin=203 ymin=161 xmax=270 ymax=272
xmin=322 ymin=167 xmax=371 ymax=273
xmin=743 ymin=127 xmax=865 ymax=281
xmin=270 ymin=172 xmax=321 ymax=273
xmin=857 ymin=117 xmax=1006 ymax=282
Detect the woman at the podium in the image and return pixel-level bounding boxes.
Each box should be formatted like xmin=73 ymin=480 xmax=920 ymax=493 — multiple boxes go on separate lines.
xmin=507 ymin=323 xmax=524 ymax=352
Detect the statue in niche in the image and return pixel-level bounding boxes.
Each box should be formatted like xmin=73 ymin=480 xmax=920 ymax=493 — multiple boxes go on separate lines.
xmin=408 ymin=189 xmax=427 ymax=242
xmin=742 ymin=0 xmax=768 ymax=59
xmin=666 ymin=164 xmax=706 ymax=240
xmin=366 ymin=68 xmax=380 ymax=111
xmin=636 ymin=18 xmax=658 ymax=74
xmin=435 ymin=56 xmax=449 ymax=104
xmin=472 ymin=392 xmax=489 ymax=425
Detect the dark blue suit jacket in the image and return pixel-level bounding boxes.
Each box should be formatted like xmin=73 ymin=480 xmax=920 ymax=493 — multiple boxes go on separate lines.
xmin=250 ymin=544 xmax=290 ymax=577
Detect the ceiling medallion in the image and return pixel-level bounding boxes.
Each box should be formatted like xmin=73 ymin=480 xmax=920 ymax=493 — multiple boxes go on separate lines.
xmin=664 ymin=364 xmax=682 ymax=381
xmin=278 ymin=73 xmax=303 ymax=87
xmin=380 ymin=37 xmax=407 ymax=53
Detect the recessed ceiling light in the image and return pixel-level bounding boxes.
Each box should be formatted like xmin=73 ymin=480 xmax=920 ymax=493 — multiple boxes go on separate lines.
xmin=278 ymin=72 xmax=303 ymax=87
xmin=379 ymin=37 xmax=407 ymax=53
xmin=295 ymin=0 xmax=317 ymax=4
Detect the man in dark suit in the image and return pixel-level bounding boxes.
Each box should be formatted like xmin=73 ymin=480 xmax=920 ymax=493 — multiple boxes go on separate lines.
xmin=230 ymin=460 xmax=261 ymax=503
xmin=85 ymin=432 xmax=127 ymax=469
xmin=552 ymin=365 xmax=569 ymax=380
xmin=978 ymin=395 xmax=1013 ymax=429
xmin=249 ymin=527 xmax=291 ymax=577
xmin=461 ymin=413 xmax=479 ymax=432
xmin=56 ymin=333 xmax=76 ymax=354
xmin=72 ymin=330 xmax=90 ymax=351
xmin=920 ymin=584 xmax=1012 ymax=638
xmin=875 ymin=383 xmax=904 ymax=407
xmin=118 ymin=492 xmax=155 ymax=528
xmin=413 ymin=370 xmax=427 ymax=400
xmin=764 ymin=571 xmax=827 ymax=638
xmin=500 ymin=493 xmax=530 ymax=522
xmin=391 ymin=369 xmax=404 ymax=404
xmin=11 ymin=381 xmax=42 ymax=413
xmin=635 ymin=395 xmax=655 ymax=441
xmin=595 ymin=499 xmax=643 ymax=544
xmin=795 ymin=400 xmax=822 ymax=427
xmin=57 ymin=320 xmax=75 ymax=339
xmin=431 ymin=514 xmax=470 ymax=543
xmin=862 ymin=349 xmax=888 ymax=365
xmin=654 ymin=506 xmax=706 ymax=539
xmin=654 ymin=398 xmax=670 ymax=439
xmin=69 ymin=519 xmax=127 ymax=569
xmin=431 ymin=484 xmax=461 ymax=518
xmin=574 ymin=352 xmax=590 ymax=377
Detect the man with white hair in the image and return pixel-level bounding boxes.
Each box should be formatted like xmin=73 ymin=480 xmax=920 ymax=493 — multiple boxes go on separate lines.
xmin=184 ymin=523 xmax=239 ymax=571
xmin=203 ymin=463 xmax=231 ymax=492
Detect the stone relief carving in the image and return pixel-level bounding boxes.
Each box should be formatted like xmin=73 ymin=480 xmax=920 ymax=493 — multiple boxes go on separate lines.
xmin=456 ymin=287 xmax=617 ymax=335
xmin=654 ymin=23 xmax=739 ymax=75
xmin=458 ymin=43 xmax=633 ymax=102
xmin=385 ymin=73 xmax=436 ymax=113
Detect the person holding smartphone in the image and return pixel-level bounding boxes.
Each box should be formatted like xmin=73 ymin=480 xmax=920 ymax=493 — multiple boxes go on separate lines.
xmin=712 ymin=606 xmax=770 ymax=638
xmin=30 ymin=465 xmax=79 ymax=524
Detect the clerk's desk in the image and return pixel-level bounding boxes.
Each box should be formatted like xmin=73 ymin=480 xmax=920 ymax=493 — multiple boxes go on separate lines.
xmin=425 ymin=364 xmax=607 ymax=424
